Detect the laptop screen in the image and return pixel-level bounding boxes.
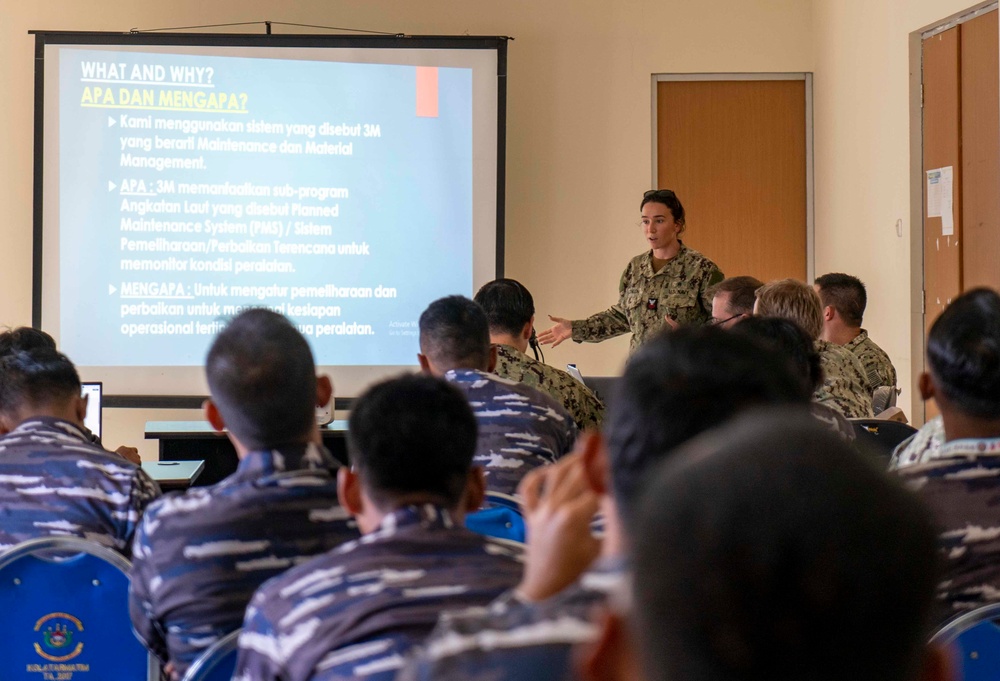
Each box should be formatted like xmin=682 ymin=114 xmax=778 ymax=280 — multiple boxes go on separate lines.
xmin=81 ymin=382 xmax=102 ymax=439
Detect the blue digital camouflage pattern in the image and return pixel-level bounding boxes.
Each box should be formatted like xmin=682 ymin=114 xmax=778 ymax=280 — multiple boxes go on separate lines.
xmin=234 ymin=504 xmax=524 ymax=681
xmin=444 ymin=369 xmax=577 ymax=496
xmin=129 ymin=442 xmax=358 ymax=678
xmin=895 ymin=437 xmax=1000 ymax=625
xmin=399 ymin=557 xmax=626 ymax=681
xmin=0 ymin=416 xmax=160 ymax=555
xmin=890 ymin=415 xmax=946 ymax=469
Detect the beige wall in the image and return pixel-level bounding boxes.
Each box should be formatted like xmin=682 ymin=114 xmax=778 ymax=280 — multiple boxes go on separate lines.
xmin=812 ymin=0 xmax=988 ymax=422
xmin=0 ymin=0 xmax=815 ymax=459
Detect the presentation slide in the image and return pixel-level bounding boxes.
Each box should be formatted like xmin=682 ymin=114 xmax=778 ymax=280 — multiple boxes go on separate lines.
xmin=37 ymin=38 xmax=503 ymax=396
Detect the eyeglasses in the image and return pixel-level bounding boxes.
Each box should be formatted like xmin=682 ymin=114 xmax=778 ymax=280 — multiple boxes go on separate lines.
xmin=709 ymin=314 xmax=743 ymax=326
xmin=643 ymin=189 xmax=677 ymax=200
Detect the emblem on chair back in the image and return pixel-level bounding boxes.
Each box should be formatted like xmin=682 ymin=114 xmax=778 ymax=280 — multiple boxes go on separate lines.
xmin=0 ymin=537 xmax=154 ymax=681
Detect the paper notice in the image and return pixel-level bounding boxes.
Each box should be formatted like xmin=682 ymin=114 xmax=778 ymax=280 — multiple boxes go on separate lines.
xmin=927 ymin=169 xmax=943 ymax=218
xmin=940 ymin=166 xmax=954 ymax=235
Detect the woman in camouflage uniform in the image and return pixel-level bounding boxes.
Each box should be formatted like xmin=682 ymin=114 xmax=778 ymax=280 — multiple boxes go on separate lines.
xmin=539 ymin=189 xmax=723 ymax=354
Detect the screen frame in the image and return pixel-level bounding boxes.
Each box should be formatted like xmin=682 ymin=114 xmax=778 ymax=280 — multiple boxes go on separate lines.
xmin=30 ymin=30 xmax=508 ymax=408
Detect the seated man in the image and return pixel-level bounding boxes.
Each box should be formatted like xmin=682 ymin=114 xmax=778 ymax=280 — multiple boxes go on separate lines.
xmin=418 ymin=295 xmax=576 ymax=496
xmin=234 ymin=374 xmax=525 ymax=681
xmin=399 ymin=327 xmax=809 ymax=681
xmin=582 ymin=413 xmax=945 ymax=681
xmin=0 ymin=347 xmax=160 ymax=553
xmin=129 ymin=309 xmax=358 ymax=679
xmin=755 ymin=278 xmax=873 ymax=418
xmin=892 ymin=288 xmax=1000 ymax=623
xmin=814 ymin=272 xmax=897 ymax=393
xmin=734 ymin=316 xmax=855 ymax=442
xmin=475 ymin=278 xmax=605 ymax=430
xmin=710 ymin=275 xmax=763 ymax=328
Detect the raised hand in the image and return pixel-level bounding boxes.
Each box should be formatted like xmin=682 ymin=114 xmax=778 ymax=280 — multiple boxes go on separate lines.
xmin=537 ymin=315 xmax=573 ymax=348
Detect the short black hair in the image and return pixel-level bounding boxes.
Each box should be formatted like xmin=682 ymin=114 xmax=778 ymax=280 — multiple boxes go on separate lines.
xmin=206 ymin=309 xmax=317 ymax=450
xmin=710 ymin=276 xmax=764 ymax=316
xmin=348 ymin=373 xmax=477 ymax=508
xmin=418 ymin=296 xmax=490 ymax=370
xmin=734 ymin=316 xmax=823 ymax=393
xmin=604 ymin=327 xmax=809 ymax=523
xmin=640 ymin=189 xmax=686 ymax=231
xmin=0 ymin=327 xmax=57 ymax=359
xmin=814 ymin=273 xmax=867 ymax=327
xmin=0 ymin=348 xmax=81 ymax=416
xmin=632 ymin=412 xmax=940 ymax=681
xmin=474 ymin=279 xmax=535 ymax=337
xmin=927 ymin=287 xmax=1000 ymax=419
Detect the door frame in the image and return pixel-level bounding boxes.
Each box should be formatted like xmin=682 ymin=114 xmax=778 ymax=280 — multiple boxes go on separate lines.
xmin=650 ymin=72 xmax=815 ymax=281
xmin=908 ymin=1 xmax=998 ymax=425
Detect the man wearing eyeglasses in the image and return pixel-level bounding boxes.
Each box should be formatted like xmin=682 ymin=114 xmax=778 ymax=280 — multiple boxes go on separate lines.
xmin=709 ymin=276 xmax=763 ymax=329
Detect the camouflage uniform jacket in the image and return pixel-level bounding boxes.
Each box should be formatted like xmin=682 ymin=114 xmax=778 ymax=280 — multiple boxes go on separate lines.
xmin=0 ymin=416 xmax=160 ymax=555
xmin=129 ymin=442 xmax=358 ymax=678
xmin=233 ymin=504 xmax=524 ymax=681
xmin=444 ymin=369 xmax=577 ymax=496
xmin=895 ymin=437 xmax=1000 ymax=626
xmin=813 ymin=339 xmax=874 ymax=418
xmin=810 ymin=403 xmax=857 ymax=443
xmin=493 ymin=343 xmax=605 ymax=430
xmin=398 ymin=556 xmax=625 ymax=681
xmin=890 ymin=416 xmax=946 ymax=469
xmin=845 ymin=329 xmax=897 ymax=390
xmin=570 ymin=242 xmax=724 ymax=353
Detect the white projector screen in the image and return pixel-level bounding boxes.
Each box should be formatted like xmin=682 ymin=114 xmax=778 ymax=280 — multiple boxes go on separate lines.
xmin=32 ymin=32 xmax=507 ymax=405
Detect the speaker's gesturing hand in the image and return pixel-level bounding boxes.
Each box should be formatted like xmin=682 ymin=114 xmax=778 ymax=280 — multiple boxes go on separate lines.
xmin=537 ymin=315 xmax=572 ymax=348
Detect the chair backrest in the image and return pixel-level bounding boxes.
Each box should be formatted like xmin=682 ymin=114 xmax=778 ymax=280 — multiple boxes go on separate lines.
xmin=466 ymin=492 xmax=525 ymax=543
xmin=931 ymin=603 xmax=1000 ymax=681
xmin=849 ymin=419 xmax=918 ymax=467
xmin=0 ymin=537 xmax=156 ymax=681
xmin=181 ymin=629 xmax=241 ymax=681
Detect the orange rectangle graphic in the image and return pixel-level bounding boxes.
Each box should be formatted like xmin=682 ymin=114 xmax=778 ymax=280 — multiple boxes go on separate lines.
xmin=416 ymin=67 xmax=439 ymax=118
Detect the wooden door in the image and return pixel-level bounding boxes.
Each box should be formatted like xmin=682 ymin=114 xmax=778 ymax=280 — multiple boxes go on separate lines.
xmin=656 ymin=79 xmax=807 ymax=282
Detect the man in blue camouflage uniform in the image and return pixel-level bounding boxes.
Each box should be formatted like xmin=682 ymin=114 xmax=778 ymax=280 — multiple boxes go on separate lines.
xmin=418 ymin=295 xmax=577 ymax=496
xmin=129 ymin=310 xmax=358 ymax=679
xmin=399 ymin=327 xmax=809 ymax=681
xmin=0 ymin=347 xmax=160 ymax=554
xmin=233 ymin=374 xmax=524 ymax=681
xmin=474 ymin=279 xmax=605 ymax=430
xmin=892 ymin=288 xmax=1000 ymax=626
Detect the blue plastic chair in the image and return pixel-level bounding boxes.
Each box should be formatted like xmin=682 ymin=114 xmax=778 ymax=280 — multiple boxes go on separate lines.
xmin=465 ymin=492 xmax=526 ymax=542
xmin=931 ymin=603 xmax=1000 ymax=681
xmin=0 ymin=536 xmax=158 ymax=681
xmin=182 ymin=629 xmax=241 ymax=681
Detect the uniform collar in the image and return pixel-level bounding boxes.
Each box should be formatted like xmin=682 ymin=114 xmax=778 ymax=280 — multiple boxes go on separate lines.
xmin=235 ymin=441 xmax=338 ymax=480
xmin=641 ymin=240 xmax=688 ymax=278
xmin=377 ymin=504 xmax=458 ymax=534
xmin=11 ymin=416 xmax=91 ymax=443
xmin=844 ymin=329 xmax=870 ymax=351
xmin=443 ymin=368 xmax=492 ymax=383
xmin=935 ymin=436 xmax=1000 ymax=460
xmin=495 ymin=343 xmax=529 ymax=362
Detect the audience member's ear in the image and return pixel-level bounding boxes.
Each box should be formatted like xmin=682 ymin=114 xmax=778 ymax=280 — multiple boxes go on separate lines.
xmin=315 ymin=374 xmax=333 ymax=408
xmin=203 ymin=398 xmax=225 ymax=432
xmin=921 ymin=644 xmax=956 ymax=681
xmin=919 ymin=372 xmax=935 ymax=402
xmin=823 ymin=305 xmax=835 ymax=322
xmin=576 ymin=608 xmax=641 ymax=681
xmin=461 ymin=466 xmax=486 ymax=513
xmin=417 ymin=354 xmax=432 ymax=374
xmin=337 ymin=467 xmax=364 ymax=516
xmin=75 ymin=392 xmax=89 ymax=425
xmin=580 ymin=431 xmax=610 ymax=496
xmin=521 ymin=317 xmax=534 ymax=342
xmin=487 ymin=345 xmax=498 ymax=373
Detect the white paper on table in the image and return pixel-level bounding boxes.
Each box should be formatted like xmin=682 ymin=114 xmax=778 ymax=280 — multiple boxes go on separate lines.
xmin=926 ymin=169 xmax=943 ymax=218
xmin=939 ymin=166 xmax=954 ymax=236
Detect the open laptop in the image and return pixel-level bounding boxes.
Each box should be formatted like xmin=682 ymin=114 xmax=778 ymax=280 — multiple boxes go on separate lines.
xmin=81 ymin=382 xmax=102 ymax=439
